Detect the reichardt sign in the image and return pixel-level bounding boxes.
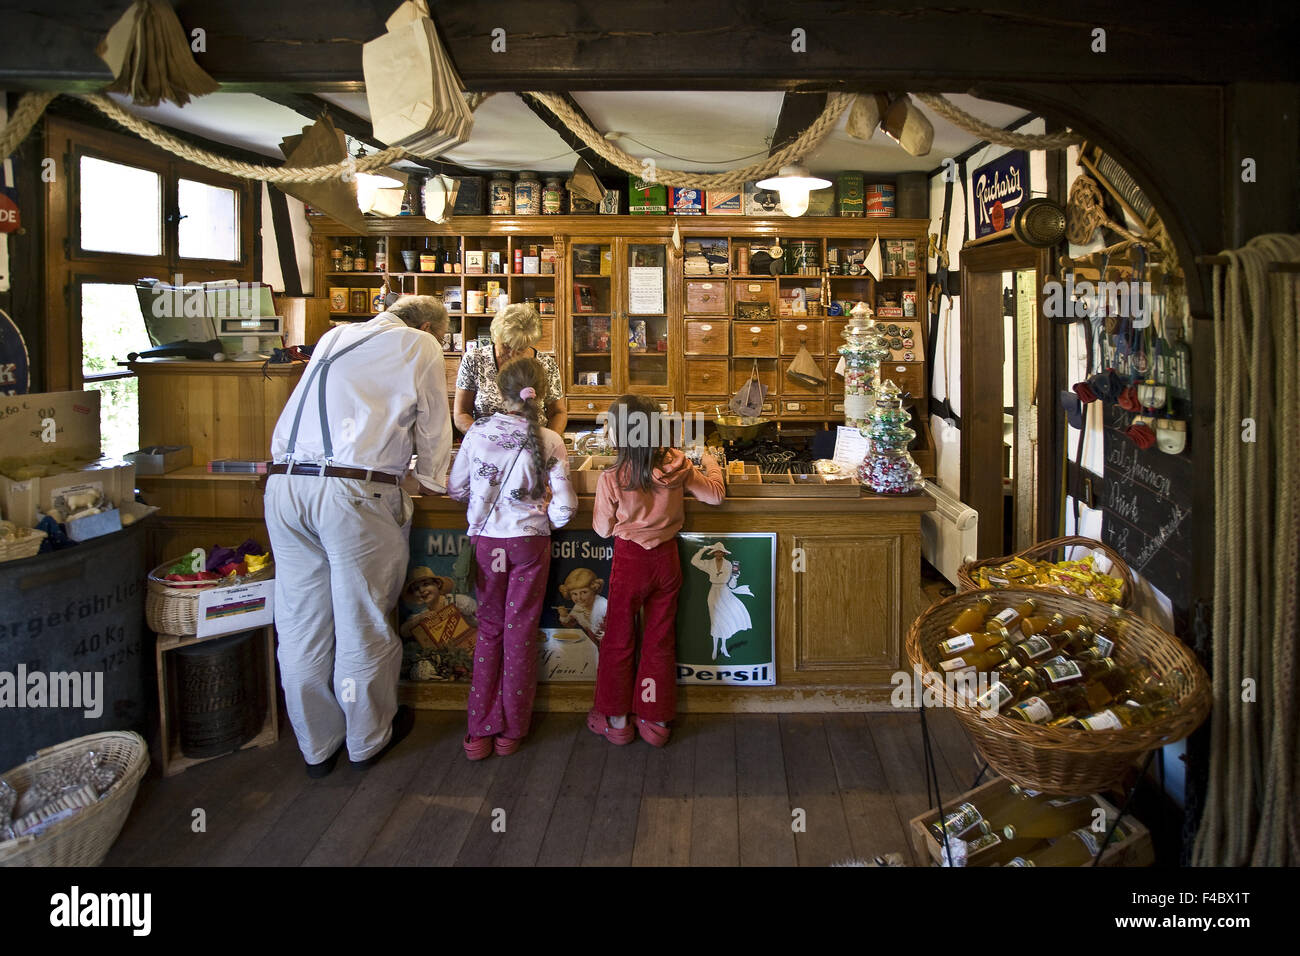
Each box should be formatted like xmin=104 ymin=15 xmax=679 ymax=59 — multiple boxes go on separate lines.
xmin=972 ymin=150 xmax=1029 ymax=238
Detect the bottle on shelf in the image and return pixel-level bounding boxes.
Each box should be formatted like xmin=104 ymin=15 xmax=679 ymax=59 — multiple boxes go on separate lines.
xmin=374 ymin=237 xmax=387 ymax=273
xmin=353 ymin=237 xmax=368 ymax=272
xmin=451 ymin=240 xmax=461 ymax=274
xmin=939 ymin=643 xmax=1013 ymax=674
xmin=436 ymin=238 xmax=448 ymax=273
xmin=330 ymin=242 xmax=343 ymax=272
xmin=1024 ymin=823 xmax=1128 ymax=866
xmin=420 ymin=237 xmax=436 ymax=273
xmin=339 ymin=241 xmax=354 ymax=272
xmin=947 ymin=595 xmax=995 ymax=637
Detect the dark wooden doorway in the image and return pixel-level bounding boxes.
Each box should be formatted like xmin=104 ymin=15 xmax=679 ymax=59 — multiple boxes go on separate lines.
xmin=959 ymin=241 xmax=1055 ymax=558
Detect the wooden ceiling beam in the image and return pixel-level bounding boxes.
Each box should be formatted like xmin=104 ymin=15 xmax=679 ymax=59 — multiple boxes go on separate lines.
xmin=2 ymin=1 xmax=1297 ymax=91
xmin=519 ymin=92 xmax=626 ymax=183
xmin=768 ymin=91 xmax=828 ymax=157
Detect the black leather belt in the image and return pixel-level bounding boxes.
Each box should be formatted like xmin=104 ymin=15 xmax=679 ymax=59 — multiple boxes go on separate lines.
xmin=268 ymin=463 xmax=401 ymax=485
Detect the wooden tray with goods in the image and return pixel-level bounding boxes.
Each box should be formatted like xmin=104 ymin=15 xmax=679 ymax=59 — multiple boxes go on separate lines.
xmin=904 ymin=589 xmax=1210 ymax=795
xmin=958 ymin=535 xmax=1134 ymax=607
xmin=723 ymin=460 xmax=860 ymax=497
xmin=908 ymin=774 xmax=1153 ymax=867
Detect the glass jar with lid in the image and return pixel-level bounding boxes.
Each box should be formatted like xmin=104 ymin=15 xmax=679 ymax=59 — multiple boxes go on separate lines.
xmin=858 ymin=379 xmax=922 ymax=494
xmin=514 ymin=171 xmax=541 ymax=215
xmin=837 ymin=301 xmax=889 ymax=429
xmin=489 ymin=172 xmax=514 ymax=215
xmin=542 ymin=176 xmax=564 ymax=215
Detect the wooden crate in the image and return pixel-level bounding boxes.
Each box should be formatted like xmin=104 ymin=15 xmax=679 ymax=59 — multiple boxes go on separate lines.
xmin=907 ymin=774 xmax=1153 ymax=867
xmin=725 ymin=470 xmax=860 ymax=497
xmin=155 ymin=624 xmax=279 ymax=777
xmin=570 ymin=455 xmax=616 ymax=493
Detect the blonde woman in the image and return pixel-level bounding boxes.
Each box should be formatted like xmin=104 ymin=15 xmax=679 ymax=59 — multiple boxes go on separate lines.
xmin=454 ymin=302 xmax=567 ymax=434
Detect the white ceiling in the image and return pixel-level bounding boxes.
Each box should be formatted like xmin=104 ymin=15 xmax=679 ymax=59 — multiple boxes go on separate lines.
xmin=112 ymin=90 xmax=1030 ymax=178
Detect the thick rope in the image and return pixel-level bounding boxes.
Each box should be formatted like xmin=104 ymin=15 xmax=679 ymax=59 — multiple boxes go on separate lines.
xmin=1194 ymin=233 xmax=1300 ymax=867
xmin=914 ymin=93 xmax=1084 ymax=150
xmin=523 ymin=90 xmax=854 ymax=189
xmin=0 ymin=92 xmax=58 ymax=160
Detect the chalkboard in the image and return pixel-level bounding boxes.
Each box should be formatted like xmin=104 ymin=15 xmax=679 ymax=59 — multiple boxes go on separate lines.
xmin=1101 ymin=403 xmax=1194 ymax=611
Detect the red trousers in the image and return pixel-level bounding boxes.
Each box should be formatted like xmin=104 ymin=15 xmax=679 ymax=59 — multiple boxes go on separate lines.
xmin=468 ymin=535 xmax=551 ymax=739
xmin=593 ymin=537 xmax=681 ymax=722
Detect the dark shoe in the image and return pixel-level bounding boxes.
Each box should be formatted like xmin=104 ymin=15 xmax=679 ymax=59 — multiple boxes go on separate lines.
xmin=305 ymin=744 xmax=343 ymax=779
xmin=351 ymin=705 xmax=416 ymax=771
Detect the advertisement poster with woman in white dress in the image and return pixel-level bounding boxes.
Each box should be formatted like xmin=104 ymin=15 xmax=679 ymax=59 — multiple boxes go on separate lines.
xmin=674 ymin=533 xmax=775 ymax=685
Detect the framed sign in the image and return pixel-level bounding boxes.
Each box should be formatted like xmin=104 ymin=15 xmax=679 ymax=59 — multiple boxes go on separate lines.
xmin=971 ymin=150 xmax=1029 ymax=239
xmin=675 ymin=533 xmax=776 ymax=685
xmin=536 ymin=530 xmax=614 ymax=682
xmin=401 ymin=527 xmax=479 ymax=682
xmin=0 ymin=308 xmax=29 ymax=395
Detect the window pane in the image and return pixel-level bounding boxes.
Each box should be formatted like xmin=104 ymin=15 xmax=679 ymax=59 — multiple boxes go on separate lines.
xmin=178 ymin=178 xmax=238 ymax=260
xmin=82 ymin=283 xmax=147 ymax=457
xmin=88 ymin=377 xmax=139 ymax=460
xmin=79 ymin=156 xmax=162 ymax=256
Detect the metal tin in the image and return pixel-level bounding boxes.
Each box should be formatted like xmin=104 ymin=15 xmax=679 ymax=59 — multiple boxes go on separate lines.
xmin=865 ymin=183 xmax=897 ymax=218
xmin=489 ymin=172 xmax=514 ymax=215
xmin=542 ymin=176 xmax=564 ymax=215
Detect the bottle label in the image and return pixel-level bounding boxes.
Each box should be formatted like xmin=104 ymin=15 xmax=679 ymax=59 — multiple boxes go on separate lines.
xmin=1005 ymin=857 xmax=1032 ymax=867
xmin=975 ymin=682 xmax=1012 ymax=715
xmin=1073 ymin=828 xmax=1103 ymax=856
xmin=1019 ymin=635 xmax=1054 ymax=660
xmin=939 ymin=656 xmax=972 ymax=672
xmin=940 ymin=633 xmax=977 ymax=655
xmin=1015 ymin=696 xmax=1052 ymax=723
xmin=1042 ymin=659 xmax=1083 ymax=684
xmin=1078 ymin=709 xmax=1123 ymax=731
xmin=992 ymin=607 xmax=1018 ymax=626
xmin=1093 ymin=635 xmax=1116 ymax=657
xmin=965 ymin=831 xmax=1002 ymax=854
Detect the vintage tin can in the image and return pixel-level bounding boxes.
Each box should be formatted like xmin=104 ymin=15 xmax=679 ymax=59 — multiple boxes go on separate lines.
xmin=489 ymin=172 xmax=514 ymax=215
xmin=865 ymin=183 xmax=897 ymax=217
xmin=514 ymin=171 xmax=541 ymax=215
xmin=837 ymin=172 xmax=865 ymax=217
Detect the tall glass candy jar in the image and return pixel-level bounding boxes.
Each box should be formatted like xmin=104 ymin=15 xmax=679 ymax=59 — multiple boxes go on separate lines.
xmin=859 ymin=379 xmax=923 ymax=494
xmin=838 ymin=301 xmax=890 ymax=429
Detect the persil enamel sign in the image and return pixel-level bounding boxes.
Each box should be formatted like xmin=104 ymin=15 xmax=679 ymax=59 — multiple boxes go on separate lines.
xmin=972 ymin=150 xmax=1029 ymax=238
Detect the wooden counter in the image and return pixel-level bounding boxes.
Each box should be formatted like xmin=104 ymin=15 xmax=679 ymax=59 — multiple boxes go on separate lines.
xmin=406 ymin=490 xmax=933 ymax=712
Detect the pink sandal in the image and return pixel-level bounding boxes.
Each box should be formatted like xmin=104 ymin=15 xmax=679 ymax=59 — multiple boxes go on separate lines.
xmin=494 ymin=736 xmax=521 ymax=756
xmin=635 ymin=717 xmax=671 ymax=747
xmin=587 ymin=708 xmax=634 ymax=745
xmin=463 ymin=734 xmax=493 ymax=761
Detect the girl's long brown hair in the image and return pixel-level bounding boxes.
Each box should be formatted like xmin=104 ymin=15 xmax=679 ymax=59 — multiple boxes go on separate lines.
xmin=608 ymin=393 xmax=670 ymax=493
xmin=496 ymin=356 xmax=549 ymax=499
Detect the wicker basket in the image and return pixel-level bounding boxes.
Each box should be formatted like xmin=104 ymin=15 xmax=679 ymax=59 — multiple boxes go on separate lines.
xmin=146 ymin=557 xmax=274 ymax=636
xmin=956 ymin=535 xmax=1136 ymax=608
xmin=905 ymin=589 xmax=1210 ymax=794
xmin=0 ymin=527 xmax=47 ymax=564
xmin=0 ymin=731 xmax=149 ymax=867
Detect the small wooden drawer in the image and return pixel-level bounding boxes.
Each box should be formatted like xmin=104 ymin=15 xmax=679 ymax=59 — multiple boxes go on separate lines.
xmin=686 ymin=359 xmax=730 ymax=394
xmin=652 ymin=398 xmax=675 ymax=414
xmin=780 ymin=320 xmax=824 ymax=355
xmin=685 ymin=320 xmax=730 ymax=355
xmin=683 ymin=397 xmax=729 ymax=414
xmin=880 ymin=361 xmax=927 ymax=401
xmin=826 ymin=355 xmax=844 ymax=394
xmin=829 ymin=398 xmax=847 ymax=416
xmin=781 ymin=358 xmax=827 ymax=395
xmin=733 ymin=322 xmax=778 ymax=358
xmin=779 ymin=399 xmax=827 ymax=416
xmin=685 ymin=280 xmax=729 ymax=314
xmin=571 ymin=397 xmax=614 ymax=418
xmin=731 ymin=363 xmax=778 ymax=394
xmin=734 ymin=280 xmax=776 ymax=306
xmin=827 ymin=318 xmax=848 ymax=347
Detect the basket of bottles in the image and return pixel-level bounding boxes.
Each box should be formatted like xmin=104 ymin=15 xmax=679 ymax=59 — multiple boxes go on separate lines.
xmin=904 ymin=589 xmax=1210 ymax=795
xmin=956 ymin=535 xmax=1135 ymax=607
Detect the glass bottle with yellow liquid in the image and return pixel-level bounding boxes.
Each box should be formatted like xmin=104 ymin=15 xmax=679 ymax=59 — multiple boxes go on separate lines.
xmin=939 ymin=643 xmax=1013 ymax=674
xmin=1019 ymin=611 xmax=1065 ymax=639
xmin=937 ymin=625 xmax=1009 ymax=660
xmin=975 ymin=666 xmax=1045 ymax=716
xmin=1024 ymin=822 xmax=1129 ymax=865
xmin=997 ymin=795 xmax=1098 ymax=839
xmin=987 ymin=598 xmax=1037 ymax=633
xmin=1028 ymin=654 xmax=1118 ymax=689
xmin=946 ymin=595 xmax=994 ymax=637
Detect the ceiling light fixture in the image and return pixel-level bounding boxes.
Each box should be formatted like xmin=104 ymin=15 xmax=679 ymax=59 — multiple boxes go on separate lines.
xmin=352 ymin=141 xmax=407 ymax=215
xmin=755 ymin=165 xmax=831 ymax=218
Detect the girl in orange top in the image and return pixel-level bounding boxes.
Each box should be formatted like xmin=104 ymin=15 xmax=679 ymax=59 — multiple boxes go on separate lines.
xmin=589 ymin=395 xmax=725 ymax=746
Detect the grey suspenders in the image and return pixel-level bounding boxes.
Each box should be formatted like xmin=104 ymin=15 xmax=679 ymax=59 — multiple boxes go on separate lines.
xmin=283 ymin=325 xmax=388 ymax=464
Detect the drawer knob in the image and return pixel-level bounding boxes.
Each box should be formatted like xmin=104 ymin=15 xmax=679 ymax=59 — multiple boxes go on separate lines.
xmin=751 ymin=337 xmax=759 ymax=345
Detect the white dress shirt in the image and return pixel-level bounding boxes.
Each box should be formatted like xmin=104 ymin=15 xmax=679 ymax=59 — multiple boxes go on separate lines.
xmin=271 ymin=314 xmax=452 ymax=491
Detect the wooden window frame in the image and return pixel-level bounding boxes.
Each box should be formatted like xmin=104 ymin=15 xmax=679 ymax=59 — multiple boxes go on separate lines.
xmin=44 ymin=117 xmax=257 ymax=390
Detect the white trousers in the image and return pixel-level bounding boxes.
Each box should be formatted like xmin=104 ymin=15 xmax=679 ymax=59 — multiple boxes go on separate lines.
xmin=264 ymin=473 xmax=415 ymax=763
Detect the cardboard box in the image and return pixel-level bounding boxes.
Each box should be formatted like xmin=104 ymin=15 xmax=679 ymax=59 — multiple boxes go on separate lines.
xmin=628 ymin=176 xmax=667 ymax=215
xmin=328 ymin=288 xmax=349 ymax=312
xmin=706 ymin=190 xmax=743 ymax=215
xmin=0 ymin=458 xmax=136 ymax=528
xmin=126 ymin=445 xmax=192 ymax=475
xmin=0 ymin=390 xmax=101 ymax=464
xmin=806 ymin=185 xmax=837 ymax=217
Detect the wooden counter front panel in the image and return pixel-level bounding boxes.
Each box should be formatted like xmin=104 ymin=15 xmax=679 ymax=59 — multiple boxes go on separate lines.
xmin=788 ymin=533 xmax=899 ymax=675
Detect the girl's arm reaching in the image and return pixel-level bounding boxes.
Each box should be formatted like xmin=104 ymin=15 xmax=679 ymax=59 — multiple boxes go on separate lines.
xmin=447 ymin=430 xmax=475 ymax=502
xmin=545 ymin=432 xmax=578 ymax=528
xmin=684 ymin=452 xmax=726 ymax=505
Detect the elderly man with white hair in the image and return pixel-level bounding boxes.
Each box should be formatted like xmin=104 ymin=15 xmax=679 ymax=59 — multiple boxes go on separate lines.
xmin=265 ymin=295 xmax=452 ymax=777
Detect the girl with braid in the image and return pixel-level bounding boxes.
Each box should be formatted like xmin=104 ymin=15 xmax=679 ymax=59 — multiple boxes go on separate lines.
xmin=448 ymin=356 xmax=577 ymax=759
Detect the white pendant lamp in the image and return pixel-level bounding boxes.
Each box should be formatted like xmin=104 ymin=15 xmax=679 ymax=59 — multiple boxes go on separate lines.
xmin=755 ymin=165 xmax=831 ymax=218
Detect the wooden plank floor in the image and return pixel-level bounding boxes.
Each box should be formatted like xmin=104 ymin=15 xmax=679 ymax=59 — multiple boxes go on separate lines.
xmin=104 ymin=708 xmax=981 ymax=866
